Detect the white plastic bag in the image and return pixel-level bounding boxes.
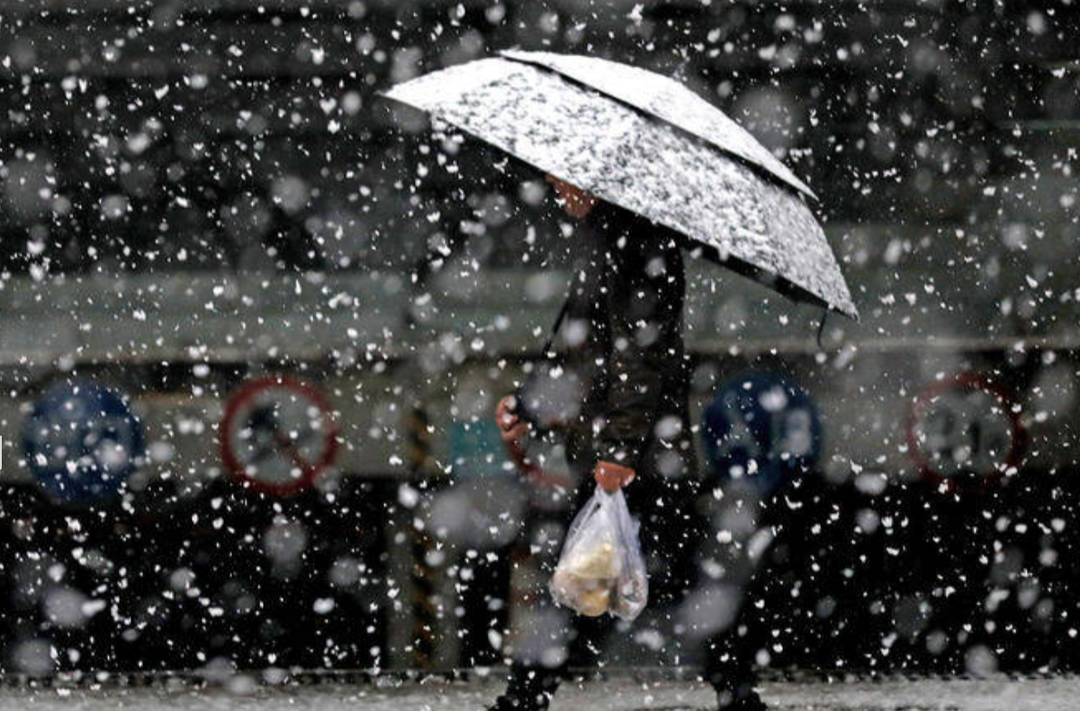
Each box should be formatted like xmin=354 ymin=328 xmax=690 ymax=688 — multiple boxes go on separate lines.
xmin=549 ymin=485 xmax=648 ymax=620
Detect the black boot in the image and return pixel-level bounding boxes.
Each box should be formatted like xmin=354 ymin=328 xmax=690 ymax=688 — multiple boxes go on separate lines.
xmin=716 ymin=682 xmax=768 ymax=711
xmin=486 ymin=665 xmax=562 ymax=711
xmin=705 ymin=631 xmax=763 ymax=711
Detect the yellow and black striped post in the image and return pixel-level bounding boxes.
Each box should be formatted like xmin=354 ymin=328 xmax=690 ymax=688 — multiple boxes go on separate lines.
xmin=406 ymin=404 xmax=438 ymax=668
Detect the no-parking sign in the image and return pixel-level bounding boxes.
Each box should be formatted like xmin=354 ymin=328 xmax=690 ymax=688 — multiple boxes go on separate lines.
xmin=220 ymin=377 xmax=339 ymax=496
xmin=22 ymin=380 xmax=145 ymax=505
xmin=702 ymin=373 xmax=822 ymax=495
xmin=905 ymin=372 xmax=1025 ymax=492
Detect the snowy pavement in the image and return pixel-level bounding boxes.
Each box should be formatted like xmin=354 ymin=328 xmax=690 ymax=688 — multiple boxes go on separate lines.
xmin=1 ymin=675 xmax=1078 ymax=711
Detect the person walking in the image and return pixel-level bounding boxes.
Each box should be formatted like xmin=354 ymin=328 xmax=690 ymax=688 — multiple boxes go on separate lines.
xmin=389 ymin=53 xmax=857 ymax=710
xmin=489 ymin=176 xmax=766 ymax=711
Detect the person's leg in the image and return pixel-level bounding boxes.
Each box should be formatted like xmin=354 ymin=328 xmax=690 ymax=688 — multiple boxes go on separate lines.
xmin=704 ymin=623 xmax=762 ymax=709
xmin=491 ymin=535 xmax=569 ymax=711
xmin=496 ymin=610 xmax=613 ymax=709
xmin=700 ymin=490 xmax=773 ymax=710
xmin=490 ymin=472 xmax=599 ymax=710
xmin=566 ymin=610 xmax=610 ymax=667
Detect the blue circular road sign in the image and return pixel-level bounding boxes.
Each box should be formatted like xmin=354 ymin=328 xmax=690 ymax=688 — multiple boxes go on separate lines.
xmin=702 ymin=373 xmax=822 ymax=494
xmin=22 ymin=381 xmax=145 ymax=504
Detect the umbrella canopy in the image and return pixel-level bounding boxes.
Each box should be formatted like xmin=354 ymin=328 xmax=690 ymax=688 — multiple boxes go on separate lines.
xmin=386 ymin=50 xmax=857 ymax=319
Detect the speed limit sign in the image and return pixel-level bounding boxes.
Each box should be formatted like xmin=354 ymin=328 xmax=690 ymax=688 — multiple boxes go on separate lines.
xmin=905 ymin=372 xmax=1026 ymax=492
xmin=220 ymin=376 xmax=339 ymax=496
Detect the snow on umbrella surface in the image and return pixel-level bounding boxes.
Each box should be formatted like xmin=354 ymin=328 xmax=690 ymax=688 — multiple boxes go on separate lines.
xmin=386 ymin=50 xmax=857 ymax=319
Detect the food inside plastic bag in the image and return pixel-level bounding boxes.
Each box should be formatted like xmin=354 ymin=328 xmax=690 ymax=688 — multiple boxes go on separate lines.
xmin=549 ymin=485 xmax=648 ymax=620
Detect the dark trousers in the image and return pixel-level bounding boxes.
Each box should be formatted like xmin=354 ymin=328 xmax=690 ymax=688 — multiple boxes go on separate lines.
xmin=503 ymin=470 xmax=760 ymax=706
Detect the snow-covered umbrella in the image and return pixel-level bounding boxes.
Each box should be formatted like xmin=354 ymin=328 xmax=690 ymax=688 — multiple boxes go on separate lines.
xmin=386 ymin=50 xmax=857 ymax=319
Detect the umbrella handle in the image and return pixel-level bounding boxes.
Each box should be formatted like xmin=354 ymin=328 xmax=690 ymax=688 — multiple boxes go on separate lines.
xmin=815 ymin=309 xmax=828 ymax=349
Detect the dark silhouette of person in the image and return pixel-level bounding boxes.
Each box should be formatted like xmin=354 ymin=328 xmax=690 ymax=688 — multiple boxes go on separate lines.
xmin=490 ymin=176 xmax=766 ymax=711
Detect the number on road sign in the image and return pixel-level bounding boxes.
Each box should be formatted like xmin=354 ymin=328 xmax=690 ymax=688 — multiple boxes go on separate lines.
xmin=905 ymin=372 xmax=1025 ymax=491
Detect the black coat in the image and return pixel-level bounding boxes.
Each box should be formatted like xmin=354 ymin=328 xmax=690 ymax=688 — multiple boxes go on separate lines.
xmin=554 ymin=203 xmax=698 ymax=480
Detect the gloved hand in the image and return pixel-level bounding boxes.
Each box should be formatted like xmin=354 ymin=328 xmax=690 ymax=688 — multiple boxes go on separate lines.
xmin=594 ymin=460 xmax=636 ymax=492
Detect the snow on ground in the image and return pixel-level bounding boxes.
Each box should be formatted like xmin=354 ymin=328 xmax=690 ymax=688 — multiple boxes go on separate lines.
xmin=1 ymin=675 xmax=1078 ymax=711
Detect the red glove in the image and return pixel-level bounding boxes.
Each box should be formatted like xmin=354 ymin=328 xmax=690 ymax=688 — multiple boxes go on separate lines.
xmin=594 ymin=460 xmax=636 ymax=493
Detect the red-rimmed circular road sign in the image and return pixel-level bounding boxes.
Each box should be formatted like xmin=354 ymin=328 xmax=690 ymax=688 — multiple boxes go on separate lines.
xmin=904 ymin=372 xmax=1026 ymax=493
xmin=220 ymin=376 xmax=339 ymax=496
